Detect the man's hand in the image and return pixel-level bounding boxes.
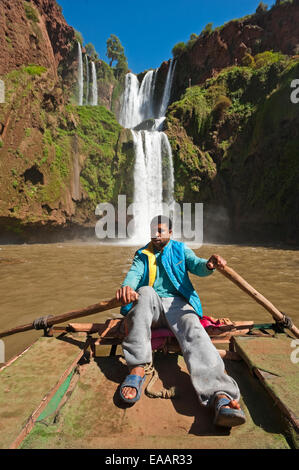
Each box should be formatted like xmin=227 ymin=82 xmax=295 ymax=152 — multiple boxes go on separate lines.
xmin=116 ymin=286 xmax=139 ymax=305
xmin=207 ymin=254 xmax=227 ymax=270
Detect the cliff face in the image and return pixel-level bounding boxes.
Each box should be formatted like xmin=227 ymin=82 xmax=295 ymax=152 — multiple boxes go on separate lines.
xmin=0 ymin=0 xmax=298 ymax=244
xmin=166 ymin=55 xmax=299 ymax=243
xmin=162 ymin=0 xmax=299 ymax=244
xmin=0 ymin=0 xmax=132 ymax=243
xmin=0 ymin=0 xmax=74 ymax=77
xmin=171 ymin=1 xmax=299 ymax=101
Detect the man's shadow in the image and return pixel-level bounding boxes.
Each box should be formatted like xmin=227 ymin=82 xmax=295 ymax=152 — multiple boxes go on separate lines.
xmin=94 ymin=350 xmax=230 ymax=436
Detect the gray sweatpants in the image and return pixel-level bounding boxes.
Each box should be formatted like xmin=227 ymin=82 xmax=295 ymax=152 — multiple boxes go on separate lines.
xmin=122 ymin=286 xmax=240 ymax=407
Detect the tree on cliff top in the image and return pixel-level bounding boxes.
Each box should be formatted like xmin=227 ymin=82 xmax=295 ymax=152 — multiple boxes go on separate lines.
xmin=106 ymin=34 xmax=128 ymax=78
xmin=85 ymin=43 xmax=98 ymax=60
xmin=106 ymin=34 xmax=125 ymax=66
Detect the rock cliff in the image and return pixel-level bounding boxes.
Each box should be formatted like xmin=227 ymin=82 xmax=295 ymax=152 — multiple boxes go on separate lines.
xmin=171 ymin=0 xmax=299 ymax=101
xmin=0 ymin=0 xmax=298 ymax=244
xmin=0 ymin=0 xmax=131 ymax=243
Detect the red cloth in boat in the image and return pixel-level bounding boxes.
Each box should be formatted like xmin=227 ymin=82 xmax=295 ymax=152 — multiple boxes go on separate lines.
xmin=151 ymin=315 xmax=224 ymax=350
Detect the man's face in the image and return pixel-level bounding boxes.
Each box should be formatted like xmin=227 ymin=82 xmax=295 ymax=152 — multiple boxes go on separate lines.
xmin=151 ymin=223 xmax=172 ymax=251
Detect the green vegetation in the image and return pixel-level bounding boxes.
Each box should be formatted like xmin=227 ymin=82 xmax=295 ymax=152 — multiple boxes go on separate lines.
xmin=74 ymin=105 xmax=125 ymax=203
xmin=166 ymin=52 xmax=299 ymax=236
xmin=74 ymin=30 xmax=83 ymax=46
xmin=256 ymin=2 xmax=268 ymax=13
xmin=172 ymin=42 xmax=187 ymax=58
xmin=172 ymin=24 xmax=214 ymax=58
xmin=201 ymin=23 xmax=213 ymax=35
xmin=85 ymin=43 xmax=98 ymax=60
xmin=106 ymin=34 xmax=128 ymax=79
xmin=23 ymin=64 xmax=47 ymax=76
xmin=23 ymin=1 xmax=39 ymax=23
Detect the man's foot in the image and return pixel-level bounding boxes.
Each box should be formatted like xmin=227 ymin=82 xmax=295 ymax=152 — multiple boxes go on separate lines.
xmin=120 ymin=366 xmax=145 ymax=401
xmin=215 ymin=394 xmax=241 ymax=410
xmin=214 ymin=394 xmax=246 ymax=427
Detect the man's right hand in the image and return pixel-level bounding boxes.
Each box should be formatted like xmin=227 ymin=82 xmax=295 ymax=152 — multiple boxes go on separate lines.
xmin=116 ymin=286 xmax=139 ymax=305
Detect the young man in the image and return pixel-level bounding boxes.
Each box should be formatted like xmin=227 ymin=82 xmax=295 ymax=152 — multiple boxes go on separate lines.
xmin=116 ymin=215 xmax=246 ymax=427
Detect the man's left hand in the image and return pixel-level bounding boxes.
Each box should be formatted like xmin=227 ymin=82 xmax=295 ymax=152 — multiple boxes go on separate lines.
xmin=207 ymin=254 xmax=227 ymax=270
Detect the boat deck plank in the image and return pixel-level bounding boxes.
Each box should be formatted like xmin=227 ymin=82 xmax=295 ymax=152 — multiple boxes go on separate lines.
xmin=233 ymin=334 xmax=299 ymax=431
xmin=21 ymin=349 xmax=289 ymax=449
xmin=0 ymin=336 xmax=84 ymax=449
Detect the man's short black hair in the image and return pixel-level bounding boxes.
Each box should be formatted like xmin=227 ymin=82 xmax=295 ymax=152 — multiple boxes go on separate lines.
xmin=150 ymin=215 xmax=172 ymax=231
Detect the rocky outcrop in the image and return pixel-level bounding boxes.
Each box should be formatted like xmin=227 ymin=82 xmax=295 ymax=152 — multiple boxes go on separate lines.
xmin=0 ymin=0 xmax=74 ymax=77
xmin=165 ymin=55 xmax=299 ymax=244
xmin=1 ymin=0 xmax=299 ymax=244
xmin=171 ymin=1 xmax=299 ymax=101
xmin=0 ymin=0 xmax=132 ymax=243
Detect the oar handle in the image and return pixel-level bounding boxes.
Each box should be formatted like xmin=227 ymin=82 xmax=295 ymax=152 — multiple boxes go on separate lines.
xmin=217 ymin=265 xmax=299 ymax=338
xmin=0 ymin=298 xmax=122 ymax=339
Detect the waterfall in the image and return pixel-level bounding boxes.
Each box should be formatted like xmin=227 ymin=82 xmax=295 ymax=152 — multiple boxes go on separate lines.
xmin=118 ymin=59 xmax=176 ymax=243
xmin=77 ymin=42 xmax=84 ymax=106
xmin=91 ymin=62 xmax=98 ymax=106
xmin=159 ymin=59 xmax=176 ymax=117
xmin=85 ymin=55 xmax=90 ymax=105
xmin=138 ymin=69 xmax=156 ymax=124
xmin=119 ymin=73 xmax=140 ymax=128
xmin=119 ymin=70 xmax=156 ymax=129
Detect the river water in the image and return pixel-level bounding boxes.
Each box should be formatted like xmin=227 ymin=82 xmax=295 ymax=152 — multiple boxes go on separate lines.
xmin=1 ymin=241 xmax=298 ymax=363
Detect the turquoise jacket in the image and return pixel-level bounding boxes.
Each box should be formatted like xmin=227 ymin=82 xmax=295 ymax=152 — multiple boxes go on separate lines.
xmin=121 ymin=239 xmax=214 ymax=318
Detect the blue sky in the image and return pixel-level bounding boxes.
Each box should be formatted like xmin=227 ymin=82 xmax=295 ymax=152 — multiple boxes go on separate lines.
xmin=58 ymin=0 xmax=276 ymax=74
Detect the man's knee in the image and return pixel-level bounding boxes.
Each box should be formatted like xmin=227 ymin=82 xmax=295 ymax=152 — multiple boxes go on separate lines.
xmin=136 ymin=286 xmax=156 ymax=298
xmin=179 ymin=313 xmax=207 ymax=338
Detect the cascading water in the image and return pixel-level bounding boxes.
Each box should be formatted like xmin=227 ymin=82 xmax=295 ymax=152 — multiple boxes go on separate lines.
xmin=159 ymin=59 xmax=176 ymax=118
xmin=77 ymin=42 xmax=84 ymax=106
xmin=85 ymin=55 xmax=90 ymax=105
xmin=91 ymin=62 xmax=98 ymax=106
xmin=118 ymin=60 xmax=176 ymax=244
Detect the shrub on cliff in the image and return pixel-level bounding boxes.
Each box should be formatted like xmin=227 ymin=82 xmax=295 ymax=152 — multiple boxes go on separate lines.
xmin=256 ymin=2 xmax=268 ymax=13
xmin=254 ymin=51 xmax=287 ymax=69
xmin=186 ymin=33 xmax=199 ymax=50
xmin=172 ymin=42 xmax=187 ymax=58
xmin=201 ymin=23 xmax=213 ymax=36
xmin=85 ymin=43 xmax=98 ymax=60
xmin=24 ymin=64 xmax=47 ymax=76
xmin=75 ymin=30 xmax=84 ymax=46
xmin=212 ymin=95 xmax=232 ymax=122
xmin=242 ymin=53 xmax=255 ymax=68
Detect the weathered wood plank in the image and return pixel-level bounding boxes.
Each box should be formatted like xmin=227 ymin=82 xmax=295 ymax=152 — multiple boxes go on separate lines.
xmin=233 ymin=335 xmax=299 ymax=432
xmin=0 ymin=336 xmax=85 ymax=449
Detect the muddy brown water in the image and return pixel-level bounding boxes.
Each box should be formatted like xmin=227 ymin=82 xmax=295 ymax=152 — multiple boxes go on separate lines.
xmin=0 ymin=241 xmax=298 ymax=363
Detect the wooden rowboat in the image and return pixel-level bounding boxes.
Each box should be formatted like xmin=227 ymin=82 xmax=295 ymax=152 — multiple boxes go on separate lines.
xmin=0 ymin=316 xmax=298 ymax=450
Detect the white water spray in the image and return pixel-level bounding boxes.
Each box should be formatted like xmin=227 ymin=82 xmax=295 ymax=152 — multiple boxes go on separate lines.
xmin=159 ymin=59 xmax=176 ymax=118
xmin=77 ymin=42 xmax=84 ymax=106
xmin=119 ymin=70 xmax=157 ymax=129
xmin=85 ymin=55 xmax=90 ymax=105
xmin=91 ymin=62 xmax=98 ymax=106
xmin=118 ymin=60 xmax=176 ymax=243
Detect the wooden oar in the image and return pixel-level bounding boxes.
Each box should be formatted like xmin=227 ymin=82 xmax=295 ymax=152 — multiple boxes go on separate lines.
xmin=217 ymin=264 xmax=299 ymax=339
xmin=0 ymin=298 xmax=121 ymax=339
